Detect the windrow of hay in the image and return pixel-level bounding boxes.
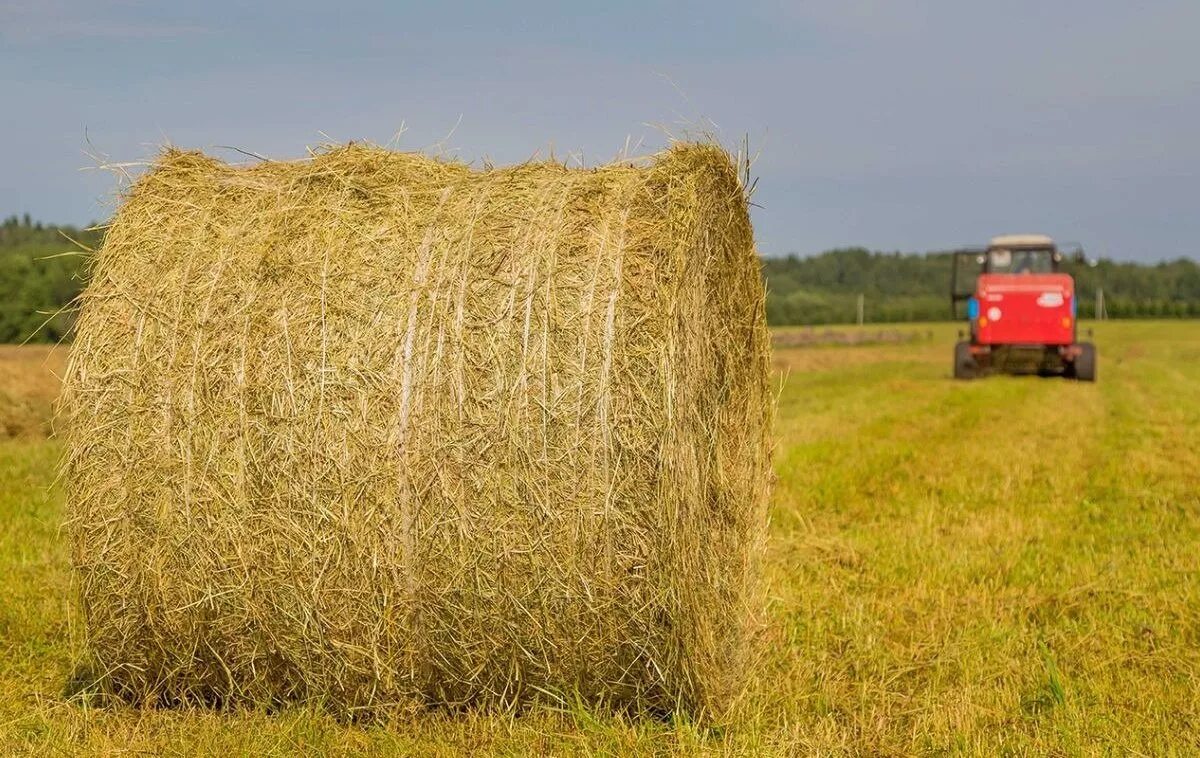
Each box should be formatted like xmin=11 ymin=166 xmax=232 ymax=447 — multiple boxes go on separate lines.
xmin=60 ymin=141 xmax=773 ymax=718
xmin=0 ymin=345 xmax=66 ymax=438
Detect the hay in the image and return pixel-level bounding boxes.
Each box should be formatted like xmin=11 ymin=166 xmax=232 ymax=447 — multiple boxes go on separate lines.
xmin=60 ymin=141 xmax=773 ymax=718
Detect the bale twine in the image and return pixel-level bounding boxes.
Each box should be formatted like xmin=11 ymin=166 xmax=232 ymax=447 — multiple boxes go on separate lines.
xmin=61 ymin=142 xmax=773 ymax=718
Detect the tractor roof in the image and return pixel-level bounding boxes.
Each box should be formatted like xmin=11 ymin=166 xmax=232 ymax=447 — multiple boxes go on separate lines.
xmin=989 ymin=234 xmax=1055 ymax=249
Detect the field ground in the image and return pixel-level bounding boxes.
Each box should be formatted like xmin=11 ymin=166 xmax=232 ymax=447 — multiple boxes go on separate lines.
xmin=1 ymin=321 xmax=1198 ymax=755
xmin=0 ymin=345 xmax=66 ymax=438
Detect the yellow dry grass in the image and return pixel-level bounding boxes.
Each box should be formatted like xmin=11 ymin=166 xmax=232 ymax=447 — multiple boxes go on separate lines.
xmin=0 ymin=345 xmax=67 ymax=438
xmin=59 ymin=142 xmax=773 ymax=719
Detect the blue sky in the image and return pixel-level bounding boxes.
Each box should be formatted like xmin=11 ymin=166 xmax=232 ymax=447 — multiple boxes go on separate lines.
xmin=2 ymin=1 xmax=1197 ymax=261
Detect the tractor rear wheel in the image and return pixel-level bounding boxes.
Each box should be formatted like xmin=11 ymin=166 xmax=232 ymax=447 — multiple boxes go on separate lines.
xmin=954 ymin=341 xmax=976 ymax=380
xmin=1073 ymin=342 xmax=1097 ymax=382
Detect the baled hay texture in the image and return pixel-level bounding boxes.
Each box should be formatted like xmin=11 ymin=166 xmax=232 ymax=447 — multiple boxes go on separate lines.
xmin=61 ymin=142 xmax=773 ymax=718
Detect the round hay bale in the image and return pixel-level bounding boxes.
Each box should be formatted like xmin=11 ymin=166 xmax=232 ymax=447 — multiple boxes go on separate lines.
xmin=61 ymin=142 xmax=773 ymax=718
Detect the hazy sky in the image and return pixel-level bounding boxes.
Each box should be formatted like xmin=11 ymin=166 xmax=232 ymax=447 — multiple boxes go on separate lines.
xmin=2 ymin=0 xmax=1198 ymax=260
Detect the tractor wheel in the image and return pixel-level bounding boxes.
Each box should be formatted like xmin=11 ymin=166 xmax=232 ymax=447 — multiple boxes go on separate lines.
xmin=1073 ymin=342 xmax=1097 ymax=382
xmin=953 ymin=341 xmax=976 ymax=380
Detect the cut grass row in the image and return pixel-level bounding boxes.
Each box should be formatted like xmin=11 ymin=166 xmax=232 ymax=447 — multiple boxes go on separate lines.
xmin=0 ymin=346 xmax=66 ymax=439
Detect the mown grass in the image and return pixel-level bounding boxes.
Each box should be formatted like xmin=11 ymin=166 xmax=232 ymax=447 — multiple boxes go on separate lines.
xmin=0 ymin=346 xmax=66 ymax=439
xmin=2 ymin=321 xmax=1198 ymax=755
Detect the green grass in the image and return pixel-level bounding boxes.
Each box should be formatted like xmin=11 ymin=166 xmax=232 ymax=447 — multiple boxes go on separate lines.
xmin=2 ymin=321 xmax=1199 ymax=755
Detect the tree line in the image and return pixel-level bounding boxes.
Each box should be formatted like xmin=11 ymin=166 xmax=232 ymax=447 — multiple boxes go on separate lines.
xmin=0 ymin=216 xmax=1197 ymax=342
xmin=0 ymin=215 xmax=101 ymax=343
xmin=764 ymin=247 xmax=1200 ymax=326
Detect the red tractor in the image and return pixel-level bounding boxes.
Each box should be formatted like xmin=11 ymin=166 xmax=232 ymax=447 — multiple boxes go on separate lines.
xmin=951 ymin=234 xmax=1096 ymax=381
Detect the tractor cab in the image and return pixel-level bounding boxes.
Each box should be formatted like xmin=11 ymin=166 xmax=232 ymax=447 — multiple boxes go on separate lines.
xmin=985 ymin=243 xmax=1058 ymax=275
xmin=950 ymin=235 xmax=1096 ymax=381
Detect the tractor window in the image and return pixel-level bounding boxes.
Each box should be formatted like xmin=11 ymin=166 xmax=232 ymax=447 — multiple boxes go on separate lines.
xmin=951 ymin=251 xmax=985 ymax=319
xmin=988 ymin=248 xmax=1054 ymax=274
xmin=952 ymin=253 xmax=984 ymax=298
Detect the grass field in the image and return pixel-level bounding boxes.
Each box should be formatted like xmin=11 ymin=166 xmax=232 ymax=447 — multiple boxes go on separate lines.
xmin=2 ymin=321 xmax=1198 ymax=755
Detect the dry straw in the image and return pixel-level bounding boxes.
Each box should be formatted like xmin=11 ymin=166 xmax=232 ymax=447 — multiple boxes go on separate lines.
xmin=60 ymin=141 xmax=773 ymax=719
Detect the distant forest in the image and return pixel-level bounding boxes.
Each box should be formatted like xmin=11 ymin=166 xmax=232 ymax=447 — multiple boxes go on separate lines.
xmin=0 ymin=215 xmax=1197 ymax=342
xmin=0 ymin=215 xmax=101 ymax=343
xmin=764 ymin=248 xmax=1200 ymax=325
